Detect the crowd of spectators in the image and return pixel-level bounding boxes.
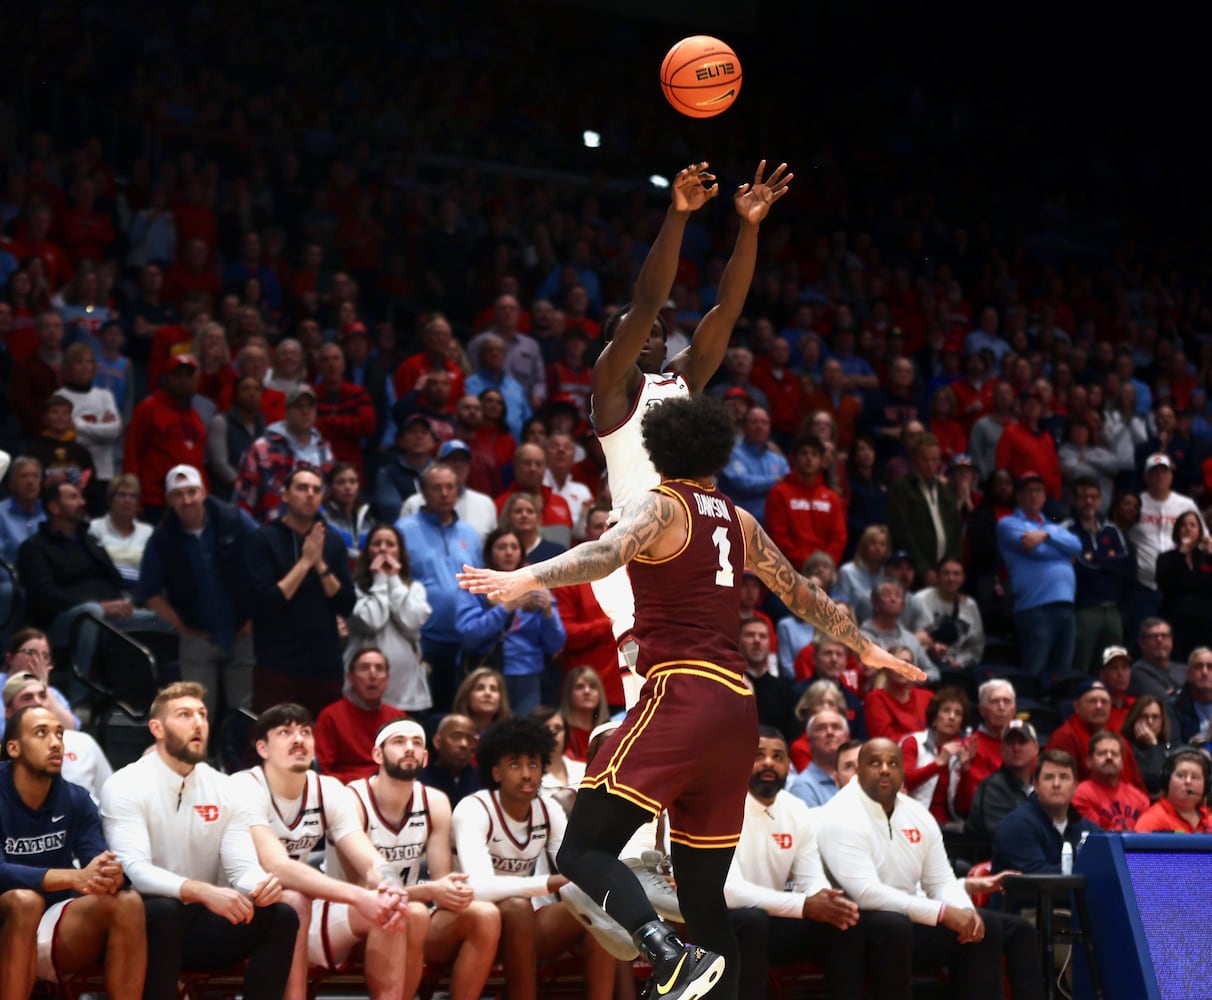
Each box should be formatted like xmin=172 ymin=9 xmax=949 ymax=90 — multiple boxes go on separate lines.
xmin=1 ymin=1 xmax=1211 ymax=997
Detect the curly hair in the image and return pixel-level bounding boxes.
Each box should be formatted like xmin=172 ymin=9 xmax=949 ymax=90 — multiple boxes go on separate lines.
xmin=476 ymin=716 xmax=556 ymax=789
xmin=641 ymin=393 xmax=736 ymax=481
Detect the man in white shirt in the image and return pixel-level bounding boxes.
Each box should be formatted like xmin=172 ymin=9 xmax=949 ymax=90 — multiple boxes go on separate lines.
xmin=725 ymin=727 xmax=909 ymax=1000
xmin=233 ymin=703 xmax=417 ymax=1000
xmin=450 ymin=717 xmax=614 ymax=1000
xmin=99 ymin=681 xmax=298 ymax=1000
xmin=345 ymin=719 xmax=501 ymax=1000
xmin=1130 ymin=452 xmax=1204 ymax=610
xmin=815 ymin=739 xmax=1041 ymax=1000
xmin=543 ymin=432 xmax=594 ymax=540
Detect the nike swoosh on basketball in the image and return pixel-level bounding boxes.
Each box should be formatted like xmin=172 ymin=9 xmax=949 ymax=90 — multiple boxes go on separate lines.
xmin=52 ymin=815 xmax=65 ymax=822
xmin=698 ymin=89 xmax=735 ymax=107
xmin=656 ymin=952 xmax=687 ymax=995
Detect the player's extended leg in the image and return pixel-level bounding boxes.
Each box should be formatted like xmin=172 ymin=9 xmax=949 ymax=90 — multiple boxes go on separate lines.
xmin=348 ymin=899 xmax=427 ymax=1000
xmin=424 ymin=901 xmax=501 ymax=1000
xmin=532 ymin=902 xmax=614 ymax=1000
xmin=52 ymin=892 xmax=147 ymax=1000
xmin=669 ymin=842 xmax=739 ymax=1000
xmin=557 ymin=785 xmax=658 ymax=933
xmin=280 ymin=889 xmax=312 ymax=1000
xmin=560 ymin=787 xmax=723 ymax=1000
xmin=0 ymin=889 xmax=41 ymax=1000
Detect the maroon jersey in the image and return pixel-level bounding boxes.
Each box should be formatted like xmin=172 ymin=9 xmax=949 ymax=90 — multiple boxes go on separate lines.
xmin=629 ymin=479 xmax=747 ymax=679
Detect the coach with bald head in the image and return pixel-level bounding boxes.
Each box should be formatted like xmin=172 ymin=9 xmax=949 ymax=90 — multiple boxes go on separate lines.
xmin=815 ymin=739 xmax=1042 ymax=1000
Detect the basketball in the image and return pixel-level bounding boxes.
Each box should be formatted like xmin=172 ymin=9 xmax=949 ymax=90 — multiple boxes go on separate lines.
xmin=660 ymin=36 xmax=742 ymax=119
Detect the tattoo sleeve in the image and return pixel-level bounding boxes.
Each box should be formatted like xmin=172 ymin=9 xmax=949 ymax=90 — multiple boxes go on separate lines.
xmin=530 ymin=493 xmax=679 ymax=590
xmin=741 ymin=511 xmax=871 ymax=656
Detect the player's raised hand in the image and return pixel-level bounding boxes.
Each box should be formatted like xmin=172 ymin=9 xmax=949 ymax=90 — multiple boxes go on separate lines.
xmin=671 ymin=161 xmax=719 ymax=214
xmin=734 ymin=160 xmax=793 ymax=226
xmin=457 ymin=565 xmax=539 ymax=603
xmin=860 ymin=640 xmax=929 ymax=683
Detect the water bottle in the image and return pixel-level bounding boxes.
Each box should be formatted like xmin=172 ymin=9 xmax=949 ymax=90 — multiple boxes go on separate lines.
xmin=1060 ymin=841 xmax=1073 ymax=875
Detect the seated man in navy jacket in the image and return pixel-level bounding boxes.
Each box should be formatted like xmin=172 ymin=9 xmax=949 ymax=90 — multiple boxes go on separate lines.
xmin=0 ymin=701 xmax=146 ymax=995
xmin=991 ymin=748 xmax=1100 ymax=877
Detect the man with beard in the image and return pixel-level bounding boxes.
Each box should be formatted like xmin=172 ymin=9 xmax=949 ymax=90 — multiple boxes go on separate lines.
xmin=234 ymin=704 xmax=418 ymax=1000
xmin=724 ymin=727 xmax=906 ymax=1000
xmin=340 ymin=719 xmax=501 ymax=1000
xmin=816 ymin=739 xmax=1042 ymax=1000
xmin=100 ymin=681 xmax=298 ymax=1000
xmin=1070 ymin=731 xmax=1150 ymax=832
xmin=0 ymin=704 xmax=145 ymax=998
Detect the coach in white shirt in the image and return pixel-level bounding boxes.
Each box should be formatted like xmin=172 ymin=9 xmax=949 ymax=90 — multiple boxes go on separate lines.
xmin=99 ymin=681 xmax=298 ymax=1000
xmin=724 ymin=726 xmax=914 ymax=1000
xmin=815 ymin=738 xmax=1042 ymax=1000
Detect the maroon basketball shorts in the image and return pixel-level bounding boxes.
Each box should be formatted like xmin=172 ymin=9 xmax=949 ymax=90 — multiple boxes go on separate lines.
xmin=582 ymin=659 xmax=757 ymax=849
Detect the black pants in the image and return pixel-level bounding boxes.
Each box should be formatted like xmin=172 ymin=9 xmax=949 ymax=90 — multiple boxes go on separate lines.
xmin=141 ymin=897 xmax=298 ymax=1000
xmin=730 ymin=906 xmax=913 ymax=1000
xmin=558 ymin=786 xmax=742 ymax=999
xmin=906 ymin=909 xmax=1042 ymax=1000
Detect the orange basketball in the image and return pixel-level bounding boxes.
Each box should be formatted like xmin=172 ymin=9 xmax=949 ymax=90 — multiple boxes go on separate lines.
xmin=661 ymin=35 xmax=742 ymax=119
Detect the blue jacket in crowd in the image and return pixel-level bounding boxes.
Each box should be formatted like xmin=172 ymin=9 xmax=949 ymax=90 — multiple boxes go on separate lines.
xmin=996 ymin=508 xmax=1083 ymax=612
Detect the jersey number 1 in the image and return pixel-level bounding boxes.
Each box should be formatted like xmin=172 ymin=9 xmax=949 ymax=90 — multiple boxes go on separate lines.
xmin=712 ymin=526 xmax=735 ymax=588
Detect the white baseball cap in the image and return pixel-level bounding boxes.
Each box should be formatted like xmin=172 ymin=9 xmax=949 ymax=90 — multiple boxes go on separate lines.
xmin=164 ymin=464 xmax=204 ymax=495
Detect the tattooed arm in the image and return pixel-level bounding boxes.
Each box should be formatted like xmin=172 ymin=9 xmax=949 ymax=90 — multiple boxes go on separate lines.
xmin=458 ymin=491 xmax=683 ymax=603
xmin=738 ymin=508 xmax=927 ymax=682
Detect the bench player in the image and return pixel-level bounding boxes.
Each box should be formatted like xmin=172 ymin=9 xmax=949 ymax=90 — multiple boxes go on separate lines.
xmin=451 ymin=716 xmax=615 ymax=1000
xmin=0 ymin=704 xmax=146 ymax=998
xmin=590 ymin=158 xmax=792 ymax=705
xmin=233 ymin=703 xmax=421 ymax=1000
xmin=459 ymin=394 xmax=922 ymax=1000
xmin=337 ymin=719 xmax=501 ymax=1000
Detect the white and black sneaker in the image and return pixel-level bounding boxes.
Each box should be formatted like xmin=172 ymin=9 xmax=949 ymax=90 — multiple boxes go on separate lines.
xmin=642 ymin=943 xmax=725 ymax=1000
xmin=559 ymin=882 xmax=640 ymax=960
xmin=635 ymin=921 xmax=725 ymax=1000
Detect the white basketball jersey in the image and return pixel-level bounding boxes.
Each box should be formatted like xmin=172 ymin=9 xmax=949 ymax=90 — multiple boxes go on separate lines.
xmin=456 ymin=789 xmax=555 ymax=878
xmin=595 ymin=371 xmax=690 ymax=519
xmin=332 ymin=777 xmax=432 ymax=886
xmin=242 ymin=768 xmax=331 ymax=862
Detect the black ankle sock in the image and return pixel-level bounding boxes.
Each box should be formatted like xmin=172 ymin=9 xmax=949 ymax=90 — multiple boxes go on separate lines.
xmin=634 ymin=919 xmax=683 ymax=964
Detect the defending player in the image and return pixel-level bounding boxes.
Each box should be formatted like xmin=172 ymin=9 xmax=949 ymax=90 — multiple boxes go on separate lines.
xmin=233 ymin=704 xmax=421 ymax=1000
xmin=450 ymin=716 xmax=615 ymax=1000
xmin=590 ymin=158 xmax=792 ymax=705
xmin=337 ymin=720 xmax=500 ymax=1000
xmin=0 ymin=705 xmax=146 ymax=998
xmin=459 ymin=394 xmax=923 ymax=1000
